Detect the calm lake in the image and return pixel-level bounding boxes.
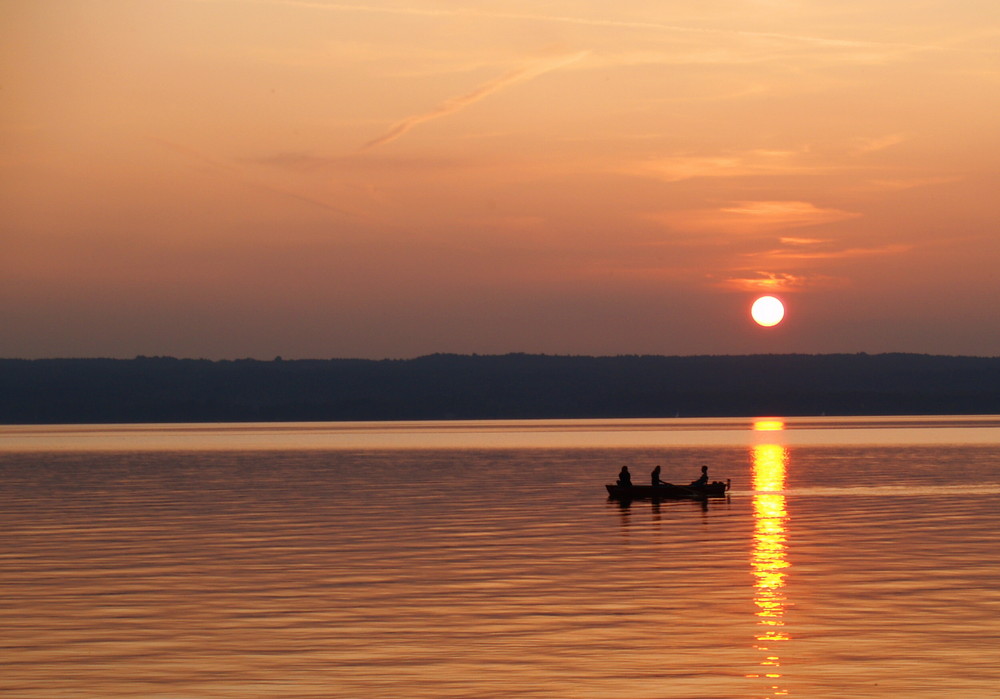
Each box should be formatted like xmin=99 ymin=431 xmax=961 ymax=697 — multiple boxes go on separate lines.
xmin=2 ymin=417 xmax=999 ymax=698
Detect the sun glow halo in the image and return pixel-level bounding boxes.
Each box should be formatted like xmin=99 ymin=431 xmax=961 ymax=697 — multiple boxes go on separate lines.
xmin=751 ymin=296 xmax=785 ymax=327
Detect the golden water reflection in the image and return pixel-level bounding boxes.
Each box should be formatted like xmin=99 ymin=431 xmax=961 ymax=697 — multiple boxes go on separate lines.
xmin=748 ymin=419 xmax=791 ymax=696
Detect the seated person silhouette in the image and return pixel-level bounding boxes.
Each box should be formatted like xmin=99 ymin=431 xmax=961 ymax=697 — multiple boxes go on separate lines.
xmin=617 ymin=466 xmax=632 ymax=487
xmin=651 ymin=465 xmax=667 ymax=487
xmin=691 ymin=465 xmax=709 ymax=487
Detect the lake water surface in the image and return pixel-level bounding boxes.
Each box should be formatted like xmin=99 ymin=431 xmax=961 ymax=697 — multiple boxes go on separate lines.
xmin=2 ymin=417 xmax=999 ymax=698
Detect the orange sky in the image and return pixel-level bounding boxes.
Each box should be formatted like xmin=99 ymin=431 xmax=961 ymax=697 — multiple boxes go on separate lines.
xmin=3 ymin=0 xmax=1000 ymax=358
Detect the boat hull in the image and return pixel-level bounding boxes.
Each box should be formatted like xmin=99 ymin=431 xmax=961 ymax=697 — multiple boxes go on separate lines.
xmin=605 ymin=481 xmax=729 ymax=500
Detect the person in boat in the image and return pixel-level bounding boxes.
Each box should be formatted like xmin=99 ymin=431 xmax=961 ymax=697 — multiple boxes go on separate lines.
xmin=690 ymin=464 xmax=709 ymax=487
xmin=651 ymin=465 xmax=667 ymax=487
xmin=617 ymin=466 xmax=632 ymax=487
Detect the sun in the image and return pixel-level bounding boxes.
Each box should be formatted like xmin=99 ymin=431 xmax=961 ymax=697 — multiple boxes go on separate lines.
xmin=751 ymin=296 xmax=785 ymax=327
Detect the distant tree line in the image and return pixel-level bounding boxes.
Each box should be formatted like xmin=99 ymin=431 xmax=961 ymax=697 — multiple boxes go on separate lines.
xmin=2 ymin=353 xmax=1000 ymax=424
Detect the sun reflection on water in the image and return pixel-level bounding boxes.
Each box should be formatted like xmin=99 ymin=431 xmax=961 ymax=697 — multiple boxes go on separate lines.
xmin=748 ymin=419 xmax=791 ymax=696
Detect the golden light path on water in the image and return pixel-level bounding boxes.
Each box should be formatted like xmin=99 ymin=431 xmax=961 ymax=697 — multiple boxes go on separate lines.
xmin=749 ymin=418 xmax=791 ymax=697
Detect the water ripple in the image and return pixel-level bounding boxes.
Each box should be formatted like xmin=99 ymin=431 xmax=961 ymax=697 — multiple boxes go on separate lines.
xmin=1 ymin=442 xmax=999 ymax=697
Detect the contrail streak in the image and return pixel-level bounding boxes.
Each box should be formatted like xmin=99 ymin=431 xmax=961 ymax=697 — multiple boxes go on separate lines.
xmin=359 ymin=51 xmax=589 ymax=151
xmin=149 ymin=137 xmax=356 ymax=216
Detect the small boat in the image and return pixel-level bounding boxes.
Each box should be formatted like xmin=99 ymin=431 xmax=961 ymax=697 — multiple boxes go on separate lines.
xmin=606 ymin=480 xmax=730 ymax=500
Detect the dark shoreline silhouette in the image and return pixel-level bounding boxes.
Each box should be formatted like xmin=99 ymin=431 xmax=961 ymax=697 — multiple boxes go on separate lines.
xmin=2 ymin=352 xmax=1000 ymax=424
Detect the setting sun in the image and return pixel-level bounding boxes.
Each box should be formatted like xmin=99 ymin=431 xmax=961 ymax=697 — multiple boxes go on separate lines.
xmin=751 ymin=297 xmax=785 ymax=328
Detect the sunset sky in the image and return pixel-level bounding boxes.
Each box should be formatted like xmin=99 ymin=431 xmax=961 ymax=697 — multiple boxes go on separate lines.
xmin=3 ymin=0 xmax=1000 ymax=359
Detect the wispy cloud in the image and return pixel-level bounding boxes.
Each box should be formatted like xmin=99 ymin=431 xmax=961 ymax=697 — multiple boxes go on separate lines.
xmin=654 ymin=200 xmax=860 ymax=235
xmin=233 ymin=0 xmax=944 ymax=53
xmin=752 ymin=242 xmax=912 ymax=261
xmin=625 ymin=150 xmax=811 ymax=183
xmin=716 ymin=271 xmax=822 ymax=292
xmin=359 ymin=51 xmax=589 ymax=151
xmin=866 ymin=176 xmax=961 ymax=191
xmin=852 ymin=133 xmax=909 ymax=155
xmin=715 ymin=239 xmax=913 ymax=291
xmin=780 ymin=236 xmax=829 ymax=246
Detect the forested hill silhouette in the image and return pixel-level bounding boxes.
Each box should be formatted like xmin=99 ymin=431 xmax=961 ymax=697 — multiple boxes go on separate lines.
xmin=3 ymin=353 xmax=1000 ymax=424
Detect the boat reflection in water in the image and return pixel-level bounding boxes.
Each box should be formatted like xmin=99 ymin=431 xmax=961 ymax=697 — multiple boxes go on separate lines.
xmin=747 ymin=418 xmax=791 ymax=697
